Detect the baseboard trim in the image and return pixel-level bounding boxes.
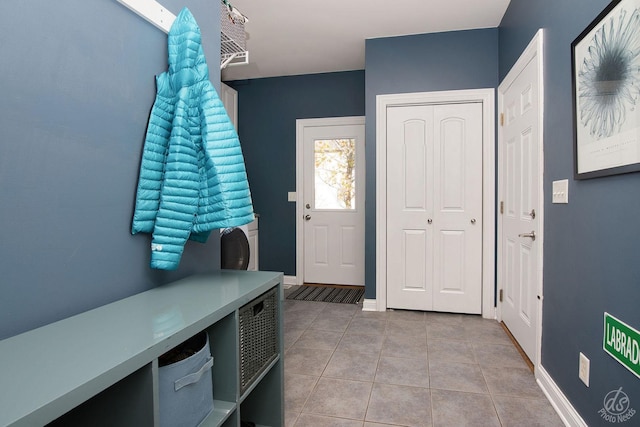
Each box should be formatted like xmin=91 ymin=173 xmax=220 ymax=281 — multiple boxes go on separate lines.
xmin=536 ymin=365 xmax=587 ymax=427
xmin=283 ymin=275 xmax=297 ymax=288
xmin=362 ymin=299 xmax=377 ymax=311
xmin=483 ymin=306 xmax=496 ymax=320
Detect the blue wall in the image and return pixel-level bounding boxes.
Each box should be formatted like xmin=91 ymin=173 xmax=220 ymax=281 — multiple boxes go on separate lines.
xmin=364 ymin=29 xmax=499 ymax=298
xmin=501 ymin=0 xmax=640 ymax=424
xmin=0 ymin=0 xmax=222 ymax=340
xmin=226 ymin=71 xmax=365 ymax=276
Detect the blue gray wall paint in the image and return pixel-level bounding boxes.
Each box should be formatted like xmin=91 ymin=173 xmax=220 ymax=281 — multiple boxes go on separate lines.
xmin=226 ymin=71 xmax=365 ymax=276
xmin=501 ymin=0 xmax=640 ymax=424
xmin=364 ymin=29 xmax=499 ymax=298
xmin=2 ymin=1 xmax=637 ymax=422
xmin=0 ymin=0 xmax=222 ymax=340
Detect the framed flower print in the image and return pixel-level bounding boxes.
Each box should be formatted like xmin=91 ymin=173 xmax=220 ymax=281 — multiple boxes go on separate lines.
xmin=572 ymin=0 xmax=640 ymax=179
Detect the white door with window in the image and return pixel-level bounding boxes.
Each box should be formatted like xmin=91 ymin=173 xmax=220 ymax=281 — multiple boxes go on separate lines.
xmin=386 ymin=103 xmax=483 ymax=313
xmin=498 ymin=30 xmax=544 ymax=364
xmin=299 ymin=118 xmax=365 ymax=286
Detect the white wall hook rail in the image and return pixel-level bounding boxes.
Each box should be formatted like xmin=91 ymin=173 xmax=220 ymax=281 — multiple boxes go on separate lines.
xmin=117 ymin=0 xmax=175 ymax=33
xmin=117 ymin=0 xmax=248 ymax=70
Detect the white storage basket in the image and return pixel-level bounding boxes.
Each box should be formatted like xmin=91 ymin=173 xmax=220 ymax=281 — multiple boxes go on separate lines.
xmin=158 ymin=332 xmax=214 ymax=427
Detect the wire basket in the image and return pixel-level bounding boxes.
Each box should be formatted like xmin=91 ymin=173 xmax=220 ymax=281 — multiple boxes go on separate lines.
xmin=238 ymin=287 xmax=279 ymax=395
xmin=221 ymin=1 xmax=247 ymax=66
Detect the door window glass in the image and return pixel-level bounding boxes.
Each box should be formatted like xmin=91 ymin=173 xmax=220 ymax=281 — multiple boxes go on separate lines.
xmin=314 ymin=138 xmax=356 ymax=210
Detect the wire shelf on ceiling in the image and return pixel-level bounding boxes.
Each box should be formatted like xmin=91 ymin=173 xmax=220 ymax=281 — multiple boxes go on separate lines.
xmin=220 ymin=0 xmax=249 ymax=68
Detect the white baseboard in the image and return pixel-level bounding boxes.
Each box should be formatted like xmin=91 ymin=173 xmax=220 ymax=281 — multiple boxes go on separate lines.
xmin=362 ymin=299 xmax=378 ymax=311
xmin=283 ymin=275 xmax=297 ymax=288
xmin=483 ymin=306 xmax=497 ymax=320
xmin=536 ymin=365 xmax=587 ymax=427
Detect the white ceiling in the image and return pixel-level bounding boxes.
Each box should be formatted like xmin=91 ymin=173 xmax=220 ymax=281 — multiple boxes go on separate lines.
xmin=221 ymin=0 xmax=511 ymax=81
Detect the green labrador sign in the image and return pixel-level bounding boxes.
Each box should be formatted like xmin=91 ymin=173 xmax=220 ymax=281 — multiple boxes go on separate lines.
xmin=604 ymin=313 xmax=640 ymax=379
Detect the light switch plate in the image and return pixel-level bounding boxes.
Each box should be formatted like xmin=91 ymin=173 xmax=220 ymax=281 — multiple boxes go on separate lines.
xmin=552 ymin=179 xmax=569 ymax=204
xmin=579 ymin=352 xmax=590 ymax=387
xmin=288 ymin=192 xmax=297 ymax=202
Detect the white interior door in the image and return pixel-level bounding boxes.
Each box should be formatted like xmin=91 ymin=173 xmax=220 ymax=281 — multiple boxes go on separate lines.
xmin=386 ymin=103 xmax=483 ymax=313
xmin=302 ymin=121 xmax=365 ymax=286
xmin=498 ymin=31 xmax=543 ymax=363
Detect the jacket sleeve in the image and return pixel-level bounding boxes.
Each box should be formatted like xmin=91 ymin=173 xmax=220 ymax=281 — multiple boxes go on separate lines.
xmin=131 ymin=73 xmax=174 ymax=235
xmin=149 ymin=98 xmax=200 ymax=270
xmin=198 ymin=83 xmax=254 ymax=229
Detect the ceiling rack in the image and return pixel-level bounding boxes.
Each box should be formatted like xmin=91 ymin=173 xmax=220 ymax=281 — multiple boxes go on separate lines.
xmin=117 ymin=0 xmax=249 ymax=69
xmin=220 ymin=0 xmax=249 ymax=68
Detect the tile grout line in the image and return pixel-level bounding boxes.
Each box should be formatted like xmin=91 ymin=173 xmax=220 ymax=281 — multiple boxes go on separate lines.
xmin=363 ymin=314 xmax=388 ymax=424
xmin=288 ymin=303 xmax=331 ymax=425
xmin=294 ymin=304 xmax=364 ymax=424
xmin=284 ymin=301 xmax=554 ymax=426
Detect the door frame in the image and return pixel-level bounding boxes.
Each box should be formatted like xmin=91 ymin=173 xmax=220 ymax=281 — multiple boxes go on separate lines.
xmin=295 ymin=116 xmax=366 ymax=286
xmin=375 ymin=89 xmax=495 ymax=318
xmin=496 ymin=29 xmax=545 ymax=368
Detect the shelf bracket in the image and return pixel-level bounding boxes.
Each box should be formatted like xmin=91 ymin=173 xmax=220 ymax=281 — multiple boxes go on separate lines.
xmin=221 ymin=52 xmax=239 ymax=69
xmin=117 ymin=0 xmax=175 ymax=33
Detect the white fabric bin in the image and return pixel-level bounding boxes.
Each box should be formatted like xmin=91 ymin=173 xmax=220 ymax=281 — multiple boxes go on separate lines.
xmin=158 ymin=332 xmax=214 ymax=427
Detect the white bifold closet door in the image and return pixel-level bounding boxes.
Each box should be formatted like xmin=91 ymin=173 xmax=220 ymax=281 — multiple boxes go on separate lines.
xmin=386 ymin=103 xmax=483 ymax=314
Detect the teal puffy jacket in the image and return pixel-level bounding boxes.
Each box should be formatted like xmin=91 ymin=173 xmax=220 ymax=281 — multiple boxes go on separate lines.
xmin=132 ymin=7 xmax=254 ymax=270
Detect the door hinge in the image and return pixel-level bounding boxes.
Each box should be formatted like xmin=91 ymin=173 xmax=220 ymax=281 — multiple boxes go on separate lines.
xmin=500 ymin=201 xmax=504 ymax=214
xmin=499 ymin=289 xmax=503 ymax=302
xmin=500 ymin=113 xmax=504 ymax=126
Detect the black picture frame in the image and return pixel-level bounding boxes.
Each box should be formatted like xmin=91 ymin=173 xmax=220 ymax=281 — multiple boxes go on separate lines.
xmin=572 ymin=0 xmax=640 ymax=179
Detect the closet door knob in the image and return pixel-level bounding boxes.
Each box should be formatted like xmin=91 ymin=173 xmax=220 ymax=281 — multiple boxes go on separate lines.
xmin=471 ymin=218 xmax=476 ymax=224
xmin=427 ymin=219 xmax=433 ymax=224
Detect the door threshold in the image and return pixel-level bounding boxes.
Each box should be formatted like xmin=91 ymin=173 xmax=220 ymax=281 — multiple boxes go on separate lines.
xmin=500 ymin=321 xmax=534 ymax=373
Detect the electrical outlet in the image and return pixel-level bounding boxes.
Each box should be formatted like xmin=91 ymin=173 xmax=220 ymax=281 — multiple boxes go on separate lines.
xmin=579 ymin=352 xmax=590 ymax=387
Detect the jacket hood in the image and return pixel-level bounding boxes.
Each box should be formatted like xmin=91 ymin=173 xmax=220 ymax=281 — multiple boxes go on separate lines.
xmin=167 ymin=7 xmax=209 ymax=89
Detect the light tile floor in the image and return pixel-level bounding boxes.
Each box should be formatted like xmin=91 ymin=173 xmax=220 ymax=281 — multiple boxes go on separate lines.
xmin=283 ymin=293 xmax=564 ymax=427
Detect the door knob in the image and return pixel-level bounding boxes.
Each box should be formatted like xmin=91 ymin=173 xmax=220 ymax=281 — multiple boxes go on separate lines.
xmin=470 ymin=218 xmax=476 ymax=224
xmin=305 ymin=215 xmax=311 ymax=221
xmin=427 ymin=219 xmax=433 ymax=224
xmin=518 ymin=231 xmax=536 ymax=241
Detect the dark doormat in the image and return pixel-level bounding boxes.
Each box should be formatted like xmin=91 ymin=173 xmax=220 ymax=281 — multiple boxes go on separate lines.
xmin=286 ymin=285 xmax=364 ymax=304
